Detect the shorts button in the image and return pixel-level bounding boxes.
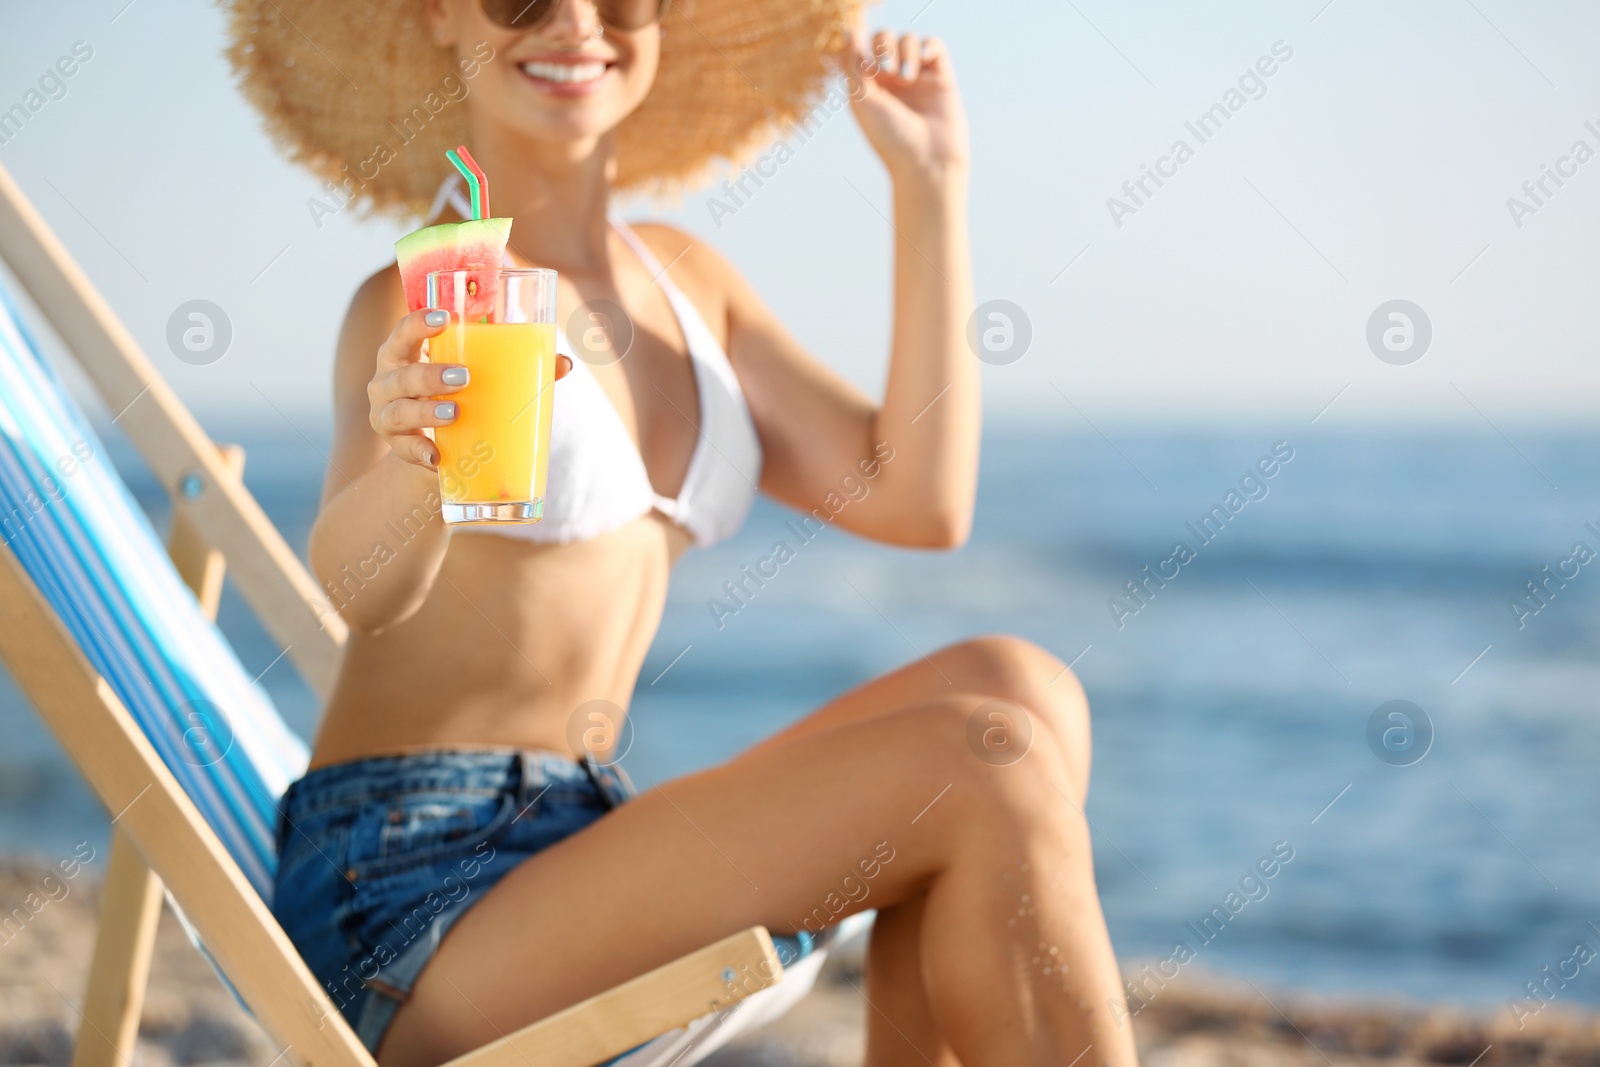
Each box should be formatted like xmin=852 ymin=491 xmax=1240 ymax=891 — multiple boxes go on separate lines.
xmin=388 ymin=809 xmax=403 ymax=824
xmin=345 ymin=867 xmax=359 ymax=881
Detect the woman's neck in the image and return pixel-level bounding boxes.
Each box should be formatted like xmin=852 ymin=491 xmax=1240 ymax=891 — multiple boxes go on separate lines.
xmin=461 ymin=127 xmax=618 ymax=275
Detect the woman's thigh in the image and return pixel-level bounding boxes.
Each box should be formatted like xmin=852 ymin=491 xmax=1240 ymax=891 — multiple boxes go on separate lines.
xmin=380 ymin=693 xmax=1072 ymax=1067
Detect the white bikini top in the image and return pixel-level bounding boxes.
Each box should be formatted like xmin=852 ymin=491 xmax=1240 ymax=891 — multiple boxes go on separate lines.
xmin=428 ymin=179 xmax=763 ymax=548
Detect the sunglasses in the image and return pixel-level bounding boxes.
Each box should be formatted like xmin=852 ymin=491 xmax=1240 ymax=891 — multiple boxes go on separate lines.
xmin=478 ymin=0 xmax=668 ymax=32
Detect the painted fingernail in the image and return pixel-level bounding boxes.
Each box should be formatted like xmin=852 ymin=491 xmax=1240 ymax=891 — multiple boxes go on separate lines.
xmin=440 ymin=366 xmax=469 ymax=386
xmin=424 ymin=310 xmax=449 ymax=327
xmin=434 ymin=401 xmax=457 ymax=420
xmin=901 ymin=60 xmax=914 ymax=79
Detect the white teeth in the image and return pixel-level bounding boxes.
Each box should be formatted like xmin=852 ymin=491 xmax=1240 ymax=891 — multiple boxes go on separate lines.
xmin=519 ymin=61 xmax=607 ymax=84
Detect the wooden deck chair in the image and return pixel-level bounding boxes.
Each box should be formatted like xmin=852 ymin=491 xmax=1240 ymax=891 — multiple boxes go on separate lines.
xmin=0 ymin=160 xmax=870 ymax=1067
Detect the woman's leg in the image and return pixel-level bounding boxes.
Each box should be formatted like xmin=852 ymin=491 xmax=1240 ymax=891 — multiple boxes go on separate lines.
xmin=757 ymin=635 xmax=1093 ymax=799
xmin=756 ymin=635 xmax=1099 ymax=1061
xmin=380 ymin=689 xmax=1135 ymax=1067
xmin=865 ymin=892 xmax=961 ymax=1067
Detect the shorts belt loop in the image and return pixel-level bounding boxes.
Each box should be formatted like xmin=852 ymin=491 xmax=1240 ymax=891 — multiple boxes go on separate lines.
xmin=581 ymin=755 xmax=633 ymax=810
xmin=517 ymin=750 xmax=547 ymax=810
xmin=609 ymin=761 xmax=639 ymax=803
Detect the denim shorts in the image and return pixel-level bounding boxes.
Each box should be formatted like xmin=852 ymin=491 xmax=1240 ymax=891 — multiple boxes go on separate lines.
xmin=271 ymin=749 xmax=639 ymax=1052
xmin=272 ymin=748 xmax=815 ymax=1055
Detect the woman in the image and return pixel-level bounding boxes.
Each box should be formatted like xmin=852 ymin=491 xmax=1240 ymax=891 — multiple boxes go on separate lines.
xmin=228 ymin=1 xmax=1137 ymax=1064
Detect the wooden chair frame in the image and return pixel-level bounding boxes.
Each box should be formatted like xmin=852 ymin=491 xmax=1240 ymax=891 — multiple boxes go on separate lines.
xmin=0 ymin=161 xmax=785 ymax=1067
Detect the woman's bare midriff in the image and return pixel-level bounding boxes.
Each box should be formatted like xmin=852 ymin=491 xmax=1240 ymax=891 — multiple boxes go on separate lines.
xmin=308 ymin=512 xmax=689 ymax=769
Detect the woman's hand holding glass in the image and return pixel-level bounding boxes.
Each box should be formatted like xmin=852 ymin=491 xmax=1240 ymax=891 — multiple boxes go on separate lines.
xmin=367 ymin=308 xmax=571 ymax=472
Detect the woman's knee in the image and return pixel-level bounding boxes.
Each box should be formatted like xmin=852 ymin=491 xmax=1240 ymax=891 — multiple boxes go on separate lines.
xmin=900 ymin=696 xmax=1082 ymax=836
xmin=938 ymin=635 xmax=1091 ymax=788
xmin=941 ymin=635 xmax=1087 ymax=714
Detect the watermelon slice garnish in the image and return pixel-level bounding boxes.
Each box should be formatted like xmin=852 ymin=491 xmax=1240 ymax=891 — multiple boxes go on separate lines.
xmin=395 ymin=217 xmax=513 ymax=317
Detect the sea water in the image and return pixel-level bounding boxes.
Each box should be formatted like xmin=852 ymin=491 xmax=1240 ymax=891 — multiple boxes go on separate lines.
xmin=1 ymin=423 xmax=1596 ymax=1008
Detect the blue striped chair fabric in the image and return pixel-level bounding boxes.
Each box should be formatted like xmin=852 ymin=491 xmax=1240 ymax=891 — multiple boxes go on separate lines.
xmin=0 ymin=277 xmax=307 ymax=903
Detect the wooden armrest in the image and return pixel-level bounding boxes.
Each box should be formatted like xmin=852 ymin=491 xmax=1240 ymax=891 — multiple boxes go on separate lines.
xmin=442 ymin=926 xmax=783 ymax=1067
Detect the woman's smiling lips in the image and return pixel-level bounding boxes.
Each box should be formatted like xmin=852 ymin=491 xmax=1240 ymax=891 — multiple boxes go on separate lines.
xmin=517 ymin=54 xmax=614 ymax=97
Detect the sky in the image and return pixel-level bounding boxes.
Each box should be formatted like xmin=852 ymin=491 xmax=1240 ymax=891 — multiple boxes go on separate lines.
xmin=1 ymin=0 xmax=1598 ymax=431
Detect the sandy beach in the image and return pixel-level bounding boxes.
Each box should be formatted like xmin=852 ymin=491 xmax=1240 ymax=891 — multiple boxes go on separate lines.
xmin=2 ymin=860 xmax=1593 ymax=1067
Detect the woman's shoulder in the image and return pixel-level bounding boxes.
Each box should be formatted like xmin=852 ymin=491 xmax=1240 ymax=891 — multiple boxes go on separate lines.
xmin=349 ymin=261 xmax=407 ymax=319
xmin=340 ymin=261 xmax=406 ymax=333
xmin=624 ymin=221 xmax=753 ymax=335
xmin=626 ymin=221 xmax=719 ymax=278
xmin=333 ymin=262 xmax=406 ymax=365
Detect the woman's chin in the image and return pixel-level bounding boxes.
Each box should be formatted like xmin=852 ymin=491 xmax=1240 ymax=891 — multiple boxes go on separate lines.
xmin=497 ymin=88 xmax=637 ymax=142
xmin=496 ymin=110 xmax=621 ymax=155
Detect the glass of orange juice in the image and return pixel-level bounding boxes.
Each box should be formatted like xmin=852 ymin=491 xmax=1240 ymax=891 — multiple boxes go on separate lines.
xmin=427 ymin=267 xmax=558 ymax=524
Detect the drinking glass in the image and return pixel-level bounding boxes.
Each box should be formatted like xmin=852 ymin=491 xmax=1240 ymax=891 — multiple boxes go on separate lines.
xmin=427 ymin=267 xmax=558 ymax=524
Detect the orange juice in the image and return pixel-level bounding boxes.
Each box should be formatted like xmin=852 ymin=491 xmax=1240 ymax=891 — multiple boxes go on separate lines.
xmin=431 ymin=321 xmax=555 ymax=519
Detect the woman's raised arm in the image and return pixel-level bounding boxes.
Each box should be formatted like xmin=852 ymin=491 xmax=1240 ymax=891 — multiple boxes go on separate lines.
xmin=706 ymin=28 xmax=977 ymax=549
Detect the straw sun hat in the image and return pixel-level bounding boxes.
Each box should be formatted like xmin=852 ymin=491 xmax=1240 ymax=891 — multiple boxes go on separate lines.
xmin=223 ymin=0 xmax=864 ymax=217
